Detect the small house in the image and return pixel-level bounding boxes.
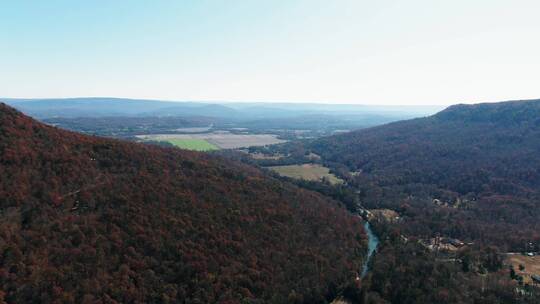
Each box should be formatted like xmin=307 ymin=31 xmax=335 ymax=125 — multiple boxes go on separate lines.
xmin=448 ymin=238 xmax=464 ymax=247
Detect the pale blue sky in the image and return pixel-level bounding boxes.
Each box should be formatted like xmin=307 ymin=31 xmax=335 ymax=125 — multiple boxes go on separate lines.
xmin=1 ymin=0 xmax=539 ymax=105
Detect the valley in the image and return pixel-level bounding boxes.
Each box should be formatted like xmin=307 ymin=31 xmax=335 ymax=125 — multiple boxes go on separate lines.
xmin=4 ymin=2 xmax=539 ymax=302
xmin=2 ymin=98 xmax=540 ymax=303
xmin=231 ymin=99 xmax=540 ymax=303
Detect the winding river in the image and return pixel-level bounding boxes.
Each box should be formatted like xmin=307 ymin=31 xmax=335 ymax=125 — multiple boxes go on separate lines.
xmin=330 ymin=221 xmax=380 ymax=303
xmin=361 ymin=221 xmax=379 ymax=278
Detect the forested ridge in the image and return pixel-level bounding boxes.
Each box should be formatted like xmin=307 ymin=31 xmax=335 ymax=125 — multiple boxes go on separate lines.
xmin=309 ymin=99 xmax=540 ymax=250
xmin=254 ymin=100 xmax=540 ymax=303
xmin=0 ymin=104 xmax=366 ymax=303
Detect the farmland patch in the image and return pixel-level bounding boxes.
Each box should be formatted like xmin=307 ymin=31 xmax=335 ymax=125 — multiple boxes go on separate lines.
xmin=166 ymin=139 xmax=219 ymax=151
xmin=137 ymin=132 xmax=286 ymax=149
xmin=266 ymin=164 xmax=344 ymax=185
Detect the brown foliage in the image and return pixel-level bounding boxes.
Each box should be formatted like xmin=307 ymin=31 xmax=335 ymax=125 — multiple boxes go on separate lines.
xmin=0 ymin=104 xmax=366 ymax=303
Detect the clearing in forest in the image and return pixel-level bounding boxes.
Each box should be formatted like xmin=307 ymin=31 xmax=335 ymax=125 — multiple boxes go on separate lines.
xmin=267 ymin=164 xmax=344 ymax=185
xmin=137 ymin=132 xmax=285 ymax=149
xmin=505 ymin=254 xmax=540 ymax=284
xmin=166 ymin=139 xmax=219 ymax=151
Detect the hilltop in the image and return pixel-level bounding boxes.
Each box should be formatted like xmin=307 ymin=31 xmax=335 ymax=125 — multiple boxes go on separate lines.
xmin=309 ymin=99 xmax=540 ymax=248
xmin=0 ymin=104 xmax=365 ymax=303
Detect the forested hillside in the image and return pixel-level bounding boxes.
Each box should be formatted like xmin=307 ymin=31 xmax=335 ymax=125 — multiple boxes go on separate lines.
xmin=0 ymin=104 xmax=366 ymax=303
xmin=310 ymin=99 xmax=540 ymax=249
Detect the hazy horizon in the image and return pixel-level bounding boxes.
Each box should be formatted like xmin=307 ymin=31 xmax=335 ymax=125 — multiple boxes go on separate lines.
xmin=2 ymin=0 xmax=539 ymax=105
xmin=6 ymin=95 xmax=531 ymax=108
xmin=0 ymin=95 xmax=449 ymax=106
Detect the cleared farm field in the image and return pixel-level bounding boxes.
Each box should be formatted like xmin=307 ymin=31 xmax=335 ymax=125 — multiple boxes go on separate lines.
xmin=137 ymin=132 xmax=286 ymax=149
xmin=166 ymin=139 xmax=219 ymax=151
xmin=266 ymin=164 xmax=344 ymax=185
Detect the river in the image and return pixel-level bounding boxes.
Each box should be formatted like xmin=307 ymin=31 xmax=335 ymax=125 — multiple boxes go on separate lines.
xmin=330 ymin=221 xmax=380 ymax=304
xmin=361 ymin=221 xmax=379 ymax=278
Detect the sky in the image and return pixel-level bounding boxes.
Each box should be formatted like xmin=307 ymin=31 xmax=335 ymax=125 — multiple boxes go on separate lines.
xmin=1 ymin=0 xmax=539 ymax=105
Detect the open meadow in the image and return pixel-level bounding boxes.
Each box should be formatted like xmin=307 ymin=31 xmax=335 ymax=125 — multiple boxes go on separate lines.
xmin=137 ymin=132 xmax=286 ymax=150
xmin=166 ymin=139 xmax=219 ymax=151
xmin=266 ymin=164 xmax=344 ymax=185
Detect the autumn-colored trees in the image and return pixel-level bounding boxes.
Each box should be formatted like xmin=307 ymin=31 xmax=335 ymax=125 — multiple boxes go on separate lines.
xmin=305 ymin=100 xmax=540 ymax=250
xmin=248 ymin=100 xmax=540 ymax=303
xmin=0 ymin=104 xmax=366 ymax=303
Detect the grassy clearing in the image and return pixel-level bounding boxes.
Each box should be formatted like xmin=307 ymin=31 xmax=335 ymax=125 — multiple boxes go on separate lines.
xmin=505 ymin=254 xmax=540 ymax=284
xmin=267 ymin=164 xmax=344 ymax=185
xmin=369 ymin=209 xmax=400 ymax=222
xmin=137 ymin=132 xmax=286 ymax=149
xmin=165 ymin=139 xmax=219 ymax=151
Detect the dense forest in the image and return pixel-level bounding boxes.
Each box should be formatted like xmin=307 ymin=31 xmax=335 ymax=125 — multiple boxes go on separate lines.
xmin=240 ymin=100 xmax=540 ymax=303
xmin=0 ymin=104 xmax=366 ymax=303
xmin=308 ymin=100 xmax=540 ymax=251
xmin=356 ymin=220 xmax=539 ymax=304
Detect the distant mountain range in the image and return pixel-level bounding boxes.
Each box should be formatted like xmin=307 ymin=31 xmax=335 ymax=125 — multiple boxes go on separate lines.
xmin=2 ymin=97 xmax=443 ymax=120
xmin=0 ymin=103 xmax=366 ymax=303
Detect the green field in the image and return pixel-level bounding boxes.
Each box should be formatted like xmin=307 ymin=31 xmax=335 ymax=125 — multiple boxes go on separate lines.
xmin=165 ymin=139 xmax=219 ymax=151
xmin=267 ymin=164 xmax=344 ymax=185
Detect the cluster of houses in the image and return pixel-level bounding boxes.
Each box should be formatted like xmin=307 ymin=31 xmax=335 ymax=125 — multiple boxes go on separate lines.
xmin=421 ymin=236 xmax=467 ymax=252
xmin=431 ymin=197 xmax=472 ymax=209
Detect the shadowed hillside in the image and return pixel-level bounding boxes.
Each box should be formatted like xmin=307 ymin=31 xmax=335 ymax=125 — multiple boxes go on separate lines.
xmin=0 ymin=104 xmax=365 ymax=303
xmin=310 ymin=99 xmax=540 ymax=249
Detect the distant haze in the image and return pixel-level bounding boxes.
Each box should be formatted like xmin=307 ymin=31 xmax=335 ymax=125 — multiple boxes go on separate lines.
xmin=1 ymin=1 xmax=539 ymax=105
xmin=2 ymin=97 xmax=444 ymax=119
